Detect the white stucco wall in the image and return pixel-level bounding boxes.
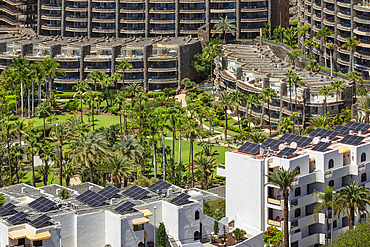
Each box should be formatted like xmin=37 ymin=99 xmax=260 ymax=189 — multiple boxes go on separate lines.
xmin=76 ymin=211 xmax=105 ymax=247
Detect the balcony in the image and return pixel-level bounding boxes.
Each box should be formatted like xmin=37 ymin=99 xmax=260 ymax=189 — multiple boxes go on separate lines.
xmin=120 ymin=28 xmax=145 ymax=34
xmin=268 ymin=219 xmax=281 ymax=227
xmin=2 ymin=0 xmax=25 ymax=5
xmin=84 ymin=54 xmax=112 ymax=61
xmin=92 ymin=27 xmax=116 ymax=33
xmin=150 ymin=29 xmax=175 ymax=34
xmin=66 ymin=15 xmax=88 ymax=22
xmin=240 ymin=6 xmax=267 ymax=12
xmin=217 ymin=164 xmax=226 ymax=177
xmin=149 ymin=18 xmax=175 ymax=24
xmin=241 ymin=16 xmax=267 ymax=22
xmin=337 ymin=23 xmax=351 ymax=31
xmin=323 ymin=7 xmax=335 ymax=15
xmin=337 ymin=11 xmax=351 ymax=20
xmin=291 ymin=172 xmax=324 ymax=187
xmin=298 ymin=213 xmax=325 ymax=228
xmin=180 ymin=0 xmax=204 ymax=2
xmin=354 ymin=15 xmax=370 ymax=24
xmin=179 ymin=8 xmax=205 ymax=13
xmin=267 ymin=198 xmax=281 ymax=206
xmin=92 ymin=0 xmax=115 ymax=2
xmin=92 ymin=16 xmax=116 ymax=23
xmin=92 ymin=5 xmax=116 ymax=13
xmin=180 ymin=29 xmax=198 ymax=34
xmin=354 ymin=26 xmax=370 ymax=36
xmin=65 ymin=26 xmax=88 ymax=32
xmin=337 ymin=0 xmax=350 ymax=7
xmin=66 ymin=5 xmax=88 ymax=11
xmin=84 ymin=66 xmax=111 ymax=72
xmin=41 ymin=3 xmax=62 ymax=10
xmin=120 ymin=7 xmax=145 ymax=13
xmin=299 ymin=233 xmax=325 ymax=246
xmin=120 ymin=0 xmax=144 ymax=2
xmin=0 ymin=5 xmax=22 ymax=15
xmin=240 ymin=28 xmax=261 ymax=32
xmin=41 ymin=14 xmax=62 ymax=20
xmin=210 ymin=8 xmax=236 ymax=13
xmin=149 ymin=7 xmax=175 ymax=13
xmin=120 ymin=17 xmax=145 ymax=23
xmin=179 ymin=18 xmax=205 ymax=23
xmin=354 ymin=4 xmax=370 ymax=12
xmin=149 ymin=0 xmax=175 ymax=2
xmin=41 ymin=24 xmax=62 ymax=30
xmin=211 ymin=17 xmax=235 ymax=23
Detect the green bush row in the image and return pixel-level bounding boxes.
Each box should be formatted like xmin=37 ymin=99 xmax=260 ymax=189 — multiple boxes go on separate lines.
xmin=214 ymin=119 xmax=240 ymax=133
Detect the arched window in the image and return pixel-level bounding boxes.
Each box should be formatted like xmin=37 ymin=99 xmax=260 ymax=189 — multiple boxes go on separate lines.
xmin=194 ymin=231 xmax=201 ymax=241
xmin=195 ymin=210 xmax=200 ymax=220
xmin=329 ymin=180 xmax=334 ymax=187
xmin=361 ymin=153 xmax=367 ymax=162
xmin=138 ymin=242 xmax=144 ymax=247
xmin=296 ymin=166 xmax=301 ymax=174
xmin=329 ymin=159 xmax=334 ymax=169
xmin=361 ymin=173 xmax=367 ymax=183
xmin=295 ymin=208 xmax=301 ymax=218
xmin=295 ymin=187 xmax=301 ymax=197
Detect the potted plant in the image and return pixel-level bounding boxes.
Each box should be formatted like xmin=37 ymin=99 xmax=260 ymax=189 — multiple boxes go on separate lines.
xmin=211 ymin=237 xmax=216 ymax=243
xmin=220 ymin=239 xmax=225 ymax=246
xmin=233 ymin=228 xmax=246 ymax=242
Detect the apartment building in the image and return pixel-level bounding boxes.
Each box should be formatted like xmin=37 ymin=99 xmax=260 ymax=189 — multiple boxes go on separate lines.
xmin=0 ymin=0 xmax=37 ymax=30
xmin=214 ymin=44 xmax=352 ymax=128
xmin=298 ymin=0 xmax=370 ymax=80
xmin=0 ymin=34 xmax=201 ymax=91
xmin=218 ymin=121 xmax=370 ymax=247
xmin=0 ymin=181 xmax=223 ymax=247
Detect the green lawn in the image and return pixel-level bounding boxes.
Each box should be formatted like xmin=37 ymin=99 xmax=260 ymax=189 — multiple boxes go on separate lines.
xmin=21 ymin=171 xmax=67 ymax=187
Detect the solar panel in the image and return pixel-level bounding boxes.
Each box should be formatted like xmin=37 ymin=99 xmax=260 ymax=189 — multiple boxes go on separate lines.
xmin=359 ymin=125 xmax=370 ymax=133
xmin=0 ymin=203 xmax=16 ymax=216
xmin=279 ymin=133 xmax=295 ymax=142
xmin=345 ymin=121 xmax=357 ymax=129
xmin=30 ymin=214 xmax=51 ymax=228
xmin=148 ymin=180 xmax=172 ymax=192
xmin=28 ymin=196 xmax=56 ymax=212
xmin=309 ymin=128 xmax=339 ymax=140
xmin=114 ymin=201 xmax=135 ymax=214
xmin=344 ymin=122 xmax=370 ymax=132
xmin=237 ymin=142 xmax=260 ymax=154
xmin=121 ymin=185 xmax=150 ymax=200
xmin=76 ymin=190 xmax=108 ymax=207
xmin=7 ymin=211 xmax=28 ymax=224
xmin=97 ymin=185 xmax=121 ymax=199
xmin=333 ymin=125 xmax=350 ymax=135
xmin=288 ymin=135 xmax=312 ymax=147
xmin=276 ymin=147 xmax=297 ymax=158
xmin=262 ymin=139 xmax=283 ymax=150
xmin=339 ymin=135 xmax=365 ymax=145
xmin=169 ymin=193 xmax=191 ymax=206
xmin=311 ymin=142 xmax=331 ymax=152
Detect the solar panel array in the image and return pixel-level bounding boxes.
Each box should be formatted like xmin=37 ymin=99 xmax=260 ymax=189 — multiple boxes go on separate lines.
xmin=7 ymin=212 xmax=28 ymax=224
xmin=97 ymin=185 xmax=121 ymax=199
xmin=333 ymin=125 xmax=350 ymax=135
xmin=339 ymin=135 xmax=365 ymax=145
xmin=30 ymin=214 xmax=51 ymax=228
xmin=309 ymin=128 xmax=339 ymax=140
xmin=262 ymin=139 xmax=283 ymax=150
xmin=237 ymin=142 xmax=260 ymax=154
xmin=121 ymin=185 xmax=150 ymax=200
xmin=280 ymin=134 xmax=312 ymax=147
xmin=311 ymin=142 xmax=331 ymax=152
xmin=276 ymin=147 xmax=297 ymax=158
xmin=345 ymin=122 xmax=370 ymax=133
xmin=169 ymin=193 xmax=191 ymax=206
xmin=0 ymin=203 xmax=16 ymax=216
xmin=114 ymin=201 xmax=135 ymax=214
xmin=76 ymin=190 xmax=108 ymax=207
xmin=28 ymin=196 xmax=56 ymax=212
xmin=148 ymin=180 xmax=172 ymax=192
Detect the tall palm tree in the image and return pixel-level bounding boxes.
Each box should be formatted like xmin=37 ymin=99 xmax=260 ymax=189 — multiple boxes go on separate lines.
xmin=10 ymin=71 xmax=18 ymax=116
xmin=319 ymin=86 xmax=332 ymax=116
xmin=87 ymin=71 xmax=104 ymax=91
xmin=194 ymin=153 xmax=217 ymax=190
xmin=0 ymin=121 xmax=16 ymax=185
xmin=231 ymin=90 xmax=244 ymax=139
xmin=262 ymin=88 xmax=277 ymax=135
xmin=36 ymin=102 xmax=52 ymax=138
xmin=284 ymin=70 xmax=296 ymax=115
xmin=111 ymin=72 xmax=122 ymax=90
xmin=10 ymin=56 xmax=29 ymax=117
xmin=347 ymin=71 xmax=363 ymax=105
xmin=42 ymin=57 xmax=65 ymax=101
xmin=51 ymin=123 xmax=70 ymax=186
xmin=73 ymin=80 xmax=90 ymax=123
xmin=313 ymin=186 xmax=334 ymax=247
xmin=298 ymin=24 xmax=311 ymax=52
xmin=25 ymin=130 xmax=41 ymax=187
xmin=135 ymin=92 xmax=147 ymax=131
xmin=70 ymin=130 xmax=111 ymax=183
xmin=148 ymin=119 xmax=160 ymax=177
xmin=114 ymin=94 xmax=127 ymax=137
xmin=292 ymin=75 xmax=304 ymax=112
xmin=203 ymin=42 xmax=221 ymax=99
xmin=125 ymin=83 xmax=143 ymax=99
xmin=168 ymin=113 xmax=178 ymax=160
xmin=39 ymin=141 xmax=55 ymax=185
xmin=10 ymin=143 xmax=24 ymax=183
xmin=62 ymin=161 xmax=79 ymax=187
xmin=330 ymin=80 xmax=345 ymax=115
xmin=184 ymin=118 xmax=200 ymax=187
xmin=212 ymin=16 xmax=237 ymax=44
xmin=156 ymin=108 xmax=169 ymax=180
xmin=334 ymin=181 xmax=370 ymax=229
xmin=326 ymin=42 xmax=335 ymax=76
xmin=342 ymin=36 xmax=359 ymax=72
xmin=316 ymin=27 xmax=334 ymax=68
xmin=357 ymin=96 xmax=370 ymax=123
xmin=30 ymin=62 xmax=47 ymax=110
xmin=212 ymin=90 xmax=232 ymax=141
xmin=177 ymin=117 xmax=185 ymax=164
xmin=266 ymin=167 xmax=300 ymax=247
xmin=102 ymin=154 xmax=134 ymax=188
xmin=246 ymin=94 xmax=261 ymax=136
xmin=115 ymin=60 xmax=133 ymax=96
xmin=304 ymin=38 xmax=314 ymax=57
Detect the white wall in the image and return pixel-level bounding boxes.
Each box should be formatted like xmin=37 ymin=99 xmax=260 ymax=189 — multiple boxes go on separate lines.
xmin=105 ymin=210 xmax=121 ymax=247
xmin=76 ymin=211 xmax=105 ymax=247
xmin=52 ymin=212 xmax=74 ymax=247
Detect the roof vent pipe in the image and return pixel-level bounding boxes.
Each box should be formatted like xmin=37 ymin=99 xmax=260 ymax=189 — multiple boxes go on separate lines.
xmin=89 ymin=186 xmax=94 ymax=191
xmin=21 ymin=187 xmax=26 ymax=193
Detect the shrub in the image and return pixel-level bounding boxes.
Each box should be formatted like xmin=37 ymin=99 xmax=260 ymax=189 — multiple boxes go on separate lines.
xmin=214 ymin=220 xmax=219 ymax=235
xmin=264 ymin=226 xmax=283 ymax=247
xmin=59 ymin=189 xmax=69 ymax=200
xmin=233 ymin=228 xmax=246 ymax=241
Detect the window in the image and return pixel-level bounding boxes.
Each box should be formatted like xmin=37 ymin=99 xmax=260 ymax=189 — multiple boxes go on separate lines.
xmin=361 ymin=153 xmax=366 ymax=162
xmin=295 ymin=208 xmax=301 ymax=218
xmin=195 ymin=210 xmax=200 ymax=220
xmin=33 ymin=240 xmax=43 ymax=247
xmin=331 ymin=106 xmax=334 ymax=110
xmin=329 ymin=180 xmax=334 ymax=187
xmin=329 ymin=159 xmax=334 ymax=169
xmin=333 ymin=220 xmax=337 ymax=228
xmin=361 ymin=173 xmax=367 ymax=183
xmin=296 ymin=166 xmax=301 ymax=174
xmin=134 ymin=224 xmax=144 ymax=231
xmin=295 ymin=187 xmax=301 ymax=197
xmin=18 ymin=238 xmax=25 ymax=245
xmin=194 ymin=231 xmax=201 ymax=241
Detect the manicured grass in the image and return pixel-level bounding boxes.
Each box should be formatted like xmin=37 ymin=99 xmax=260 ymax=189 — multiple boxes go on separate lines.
xmin=21 ymin=171 xmax=67 ymax=187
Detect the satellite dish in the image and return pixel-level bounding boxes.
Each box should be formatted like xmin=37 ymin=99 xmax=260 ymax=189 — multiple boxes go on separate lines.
xmin=279 ymin=144 xmax=285 ymax=150
xmin=290 ymin=142 xmax=297 ymax=149
xmin=313 ymin=137 xmax=320 ymax=145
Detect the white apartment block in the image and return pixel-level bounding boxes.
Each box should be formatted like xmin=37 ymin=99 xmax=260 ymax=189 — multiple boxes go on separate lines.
xmin=218 ymin=121 xmax=370 ymax=247
xmin=0 ymin=181 xmax=223 ymax=247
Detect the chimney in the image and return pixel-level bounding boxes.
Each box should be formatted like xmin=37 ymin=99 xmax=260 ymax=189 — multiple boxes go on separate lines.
xmin=167 ymin=188 xmax=173 ymax=196
xmin=56 ymin=189 xmax=61 ymax=195
xmin=21 ymin=187 xmax=26 ymax=193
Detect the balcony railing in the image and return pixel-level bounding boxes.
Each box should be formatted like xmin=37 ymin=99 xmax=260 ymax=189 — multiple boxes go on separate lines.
xmin=267 ymin=198 xmax=281 ymax=206
xmin=268 ymin=219 xmax=281 ymax=227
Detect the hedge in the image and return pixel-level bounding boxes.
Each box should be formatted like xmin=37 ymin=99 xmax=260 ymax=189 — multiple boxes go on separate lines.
xmin=214 ymin=119 xmax=240 ymax=133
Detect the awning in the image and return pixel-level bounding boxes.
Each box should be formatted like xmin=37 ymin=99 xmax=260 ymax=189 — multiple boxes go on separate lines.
xmin=336 ymin=145 xmax=350 ymax=153
xmin=133 ymin=217 xmax=150 ymax=225
xmin=144 ymin=231 xmax=147 ymax=238
xmin=140 ymin=209 xmax=153 ymax=217
xmin=9 ymin=228 xmax=30 ymax=240
xmin=309 ymin=155 xmax=315 ymax=162
xmin=26 ymin=231 xmax=51 ymax=241
xmin=268 ymin=161 xmax=279 ymax=169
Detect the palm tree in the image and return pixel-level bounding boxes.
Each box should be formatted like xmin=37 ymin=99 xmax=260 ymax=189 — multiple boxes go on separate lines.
xmin=298 ymin=24 xmax=311 ymax=52
xmin=36 ymin=102 xmax=52 ymax=138
xmin=319 ymin=86 xmax=332 ymax=116
xmin=262 ymin=88 xmax=277 ymax=135
xmin=177 ymin=117 xmax=185 ymax=164
xmin=284 ymin=70 xmax=296 ymax=115
xmin=148 ymin=120 xmax=160 ymax=177
xmin=266 ymin=167 xmax=300 ymax=247
xmin=10 ymin=143 xmax=24 ymax=183
xmin=212 ymin=16 xmax=237 ymax=44
xmin=313 ymin=186 xmax=334 ymax=246
xmin=70 ymin=130 xmax=111 ymax=183
xmin=62 ymin=161 xmax=79 ymax=187
xmin=292 ymin=75 xmax=304 ymax=112
xmin=72 ymin=80 xmax=90 ymax=123
xmin=194 ymin=154 xmax=217 ymax=190
xmin=316 ymin=27 xmax=334 ymax=68
xmin=0 ymin=121 xmax=16 ymax=185
xmin=168 ymin=113 xmax=178 ymax=160
xmin=14 ymin=69 xmax=31 ymax=118
xmin=25 ymin=130 xmax=41 ymax=187
xmin=334 ymin=181 xmax=370 ymax=229
xmin=212 ymin=90 xmax=232 ymax=141
xmin=125 ymin=83 xmax=143 ymax=99
xmin=30 ymin=62 xmax=47 ymax=110
xmin=114 ymin=94 xmax=127 ymax=137
xmin=304 ymin=38 xmax=314 ymax=57
xmin=286 ymin=51 xmax=301 ymax=67
xmin=51 ymin=123 xmax=70 ymax=186
xmin=342 ymin=36 xmax=359 ymax=72
xmin=184 ymin=118 xmax=200 ymax=187
xmin=347 ymin=71 xmax=363 ymax=105
xmin=231 ymin=90 xmax=244 ymax=139
xmin=87 ymin=71 xmax=103 ymax=91
xmin=135 ymin=92 xmax=147 ymax=131
xmin=42 ymin=57 xmax=65 ymax=101
xmin=246 ymin=94 xmax=261 ymax=136
xmin=111 ymin=72 xmax=122 ymax=90
xmin=357 ymin=96 xmax=370 ymax=123
xmin=157 ymin=108 xmax=169 ymax=180
xmin=203 ymin=42 xmax=221 ymax=99
xmin=331 ymin=80 xmax=345 ymax=115
xmin=102 ymin=154 xmax=134 ymax=188
xmin=39 ymin=142 xmax=55 ymax=185
xmin=10 ymin=56 xmax=29 ymax=117
xmin=326 ymin=42 xmax=335 ymax=76
xmin=308 ymin=114 xmax=328 ymax=128
xmin=115 ymin=60 xmax=133 ymax=95
xmin=10 ymin=71 xmax=18 ymax=116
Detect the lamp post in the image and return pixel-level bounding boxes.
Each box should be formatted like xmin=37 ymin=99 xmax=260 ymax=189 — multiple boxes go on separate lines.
xmin=331 ymin=190 xmax=336 ymax=244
